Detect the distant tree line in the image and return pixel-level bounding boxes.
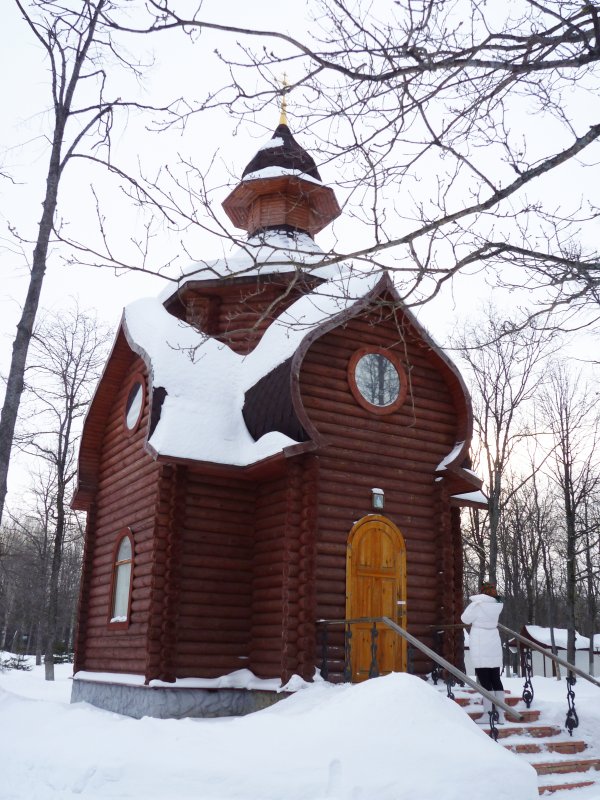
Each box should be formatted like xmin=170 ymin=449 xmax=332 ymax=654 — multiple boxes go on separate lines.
xmin=0 ymin=511 xmax=82 ymax=661
xmin=0 ymin=307 xmax=108 ymax=676
xmin=456 ymin=308 xmax=600 ymax=668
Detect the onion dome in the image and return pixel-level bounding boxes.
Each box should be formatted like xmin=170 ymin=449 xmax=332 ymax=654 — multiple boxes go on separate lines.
xmin=241 ymin=123 xmax=322 ymax=182
xmin=222 ymin=121 xmax=341 ymax=238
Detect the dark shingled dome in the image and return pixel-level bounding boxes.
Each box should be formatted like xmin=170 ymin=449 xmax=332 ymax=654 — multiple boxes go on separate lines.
xmin=242 ymin=124 xmax=322 ymax=182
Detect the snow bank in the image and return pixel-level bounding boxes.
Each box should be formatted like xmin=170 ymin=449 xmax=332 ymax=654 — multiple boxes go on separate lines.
xmin=0 ymin=663 xmax=539 ymax=800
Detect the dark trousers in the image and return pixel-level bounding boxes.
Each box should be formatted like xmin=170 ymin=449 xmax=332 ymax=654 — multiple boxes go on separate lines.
xmin=475 ymin=667 xmax=503 ymax=691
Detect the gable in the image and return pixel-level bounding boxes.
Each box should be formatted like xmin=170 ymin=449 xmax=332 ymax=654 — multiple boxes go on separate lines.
xmin=73 ymin=329 xmax=139 ymax=509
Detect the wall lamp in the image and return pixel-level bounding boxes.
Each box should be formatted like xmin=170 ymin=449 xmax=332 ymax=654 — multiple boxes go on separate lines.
xmin=371 ymin=487 xmax=385 ymax=510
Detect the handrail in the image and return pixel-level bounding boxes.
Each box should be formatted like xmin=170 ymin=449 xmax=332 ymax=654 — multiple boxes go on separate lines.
xmin=318 ymin=616 xmax=522 ymax=721
xmin=498 ymin=624 xmax=600 ymax=690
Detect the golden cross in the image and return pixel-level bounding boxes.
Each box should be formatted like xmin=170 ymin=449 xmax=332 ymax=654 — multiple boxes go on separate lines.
xmin=279 ymin=73 xmax=289 ymax=126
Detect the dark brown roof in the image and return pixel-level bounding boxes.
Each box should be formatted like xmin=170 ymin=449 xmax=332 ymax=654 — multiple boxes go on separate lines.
xmin=242 ymin=124 xmax=322 ymax=181
xmin=243 ymin=357 xmax=309 ymax=443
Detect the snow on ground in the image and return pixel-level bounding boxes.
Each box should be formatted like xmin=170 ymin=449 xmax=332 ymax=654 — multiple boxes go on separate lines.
xmin=3 ymin=657 xmax=599 ymax=800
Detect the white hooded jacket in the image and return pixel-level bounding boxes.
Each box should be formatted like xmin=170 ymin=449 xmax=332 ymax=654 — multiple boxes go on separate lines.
xmin=461 ymin=593 xmax=503 ymax=669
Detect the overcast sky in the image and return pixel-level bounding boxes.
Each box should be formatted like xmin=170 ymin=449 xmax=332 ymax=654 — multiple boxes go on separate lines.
xmin=1 ymin=0 xmax=594 ymax=509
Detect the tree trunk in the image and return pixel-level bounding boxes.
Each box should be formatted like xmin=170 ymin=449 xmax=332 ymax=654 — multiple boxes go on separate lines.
xmin=44 ymin=481 xmax=66 ymax=681
xmin=563 ymin=467 xmax=577 ymax=668
xmin=0 ymin=123 xmax=64 ymax=528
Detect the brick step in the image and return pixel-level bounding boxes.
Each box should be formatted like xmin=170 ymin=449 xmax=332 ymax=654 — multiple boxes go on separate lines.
xmin=456 ymin=694 xmax=522 ymax=708
xmin=468 ymin=708 xmax=540 ymax=723
xmin=532 ymin=758 xmax=600 ymax=777
xmin=492 ymin=725 xmax=563 ymax=739
xmin=504 ymin=741 xmax=587 ymax=755
xmin=505 ymin=696 xmax=522 ymax=707
xmin=538 ymin=779 xmax=597 ymax=795
xmin=454 ymin=697 xmax=472 ymax=707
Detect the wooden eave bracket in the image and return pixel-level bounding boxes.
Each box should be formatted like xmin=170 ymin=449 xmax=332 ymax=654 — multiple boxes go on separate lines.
xmin=437 ymin=466 xmax=488 ymax=510
xmin=71 ymin=481 xmax=97 ymax=511
xmin=449 ymin=493 xmax=489 ymax=510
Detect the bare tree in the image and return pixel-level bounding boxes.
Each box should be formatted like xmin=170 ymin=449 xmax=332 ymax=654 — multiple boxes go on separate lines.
xmin=453 ymin=305 xmax=555 ymax=582
xmin=109 ymin=1 xmax=600 ymax=329
xmin=577 ymin=485 xmax=600 ymax=675
xmin=17 ymin=306 xmax=108 ymax=678
xmin=540 ymin=364 xmax=600 ymax=665
xmin=0 ymin=0 xmax=178 ymax=529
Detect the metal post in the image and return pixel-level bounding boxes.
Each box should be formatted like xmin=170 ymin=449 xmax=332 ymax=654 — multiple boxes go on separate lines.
xmin=320 ymin=624 xmax=329 ymax=681
xmin=343 ymin=623 xmax=352 ymax=683
xmin=369 ymin=621 xmax=380 ymax=678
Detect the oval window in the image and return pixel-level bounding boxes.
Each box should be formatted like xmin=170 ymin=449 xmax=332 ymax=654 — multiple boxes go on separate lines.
xmin=125 ymin=381 xmax=144 ymax=431
xmin=348 ymin=348 xmax=407 ymax=415
xmin=354 ymin=353 xmax=400 ymax=407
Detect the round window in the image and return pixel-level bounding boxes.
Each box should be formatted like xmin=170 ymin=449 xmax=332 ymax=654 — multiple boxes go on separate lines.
xmin=355 ymin=353 xmax=400 ymax=407
xmin=125 ymin=380 xmax=144 ymax=431
xmin=348 ymin=348 xmax=407 ymax=415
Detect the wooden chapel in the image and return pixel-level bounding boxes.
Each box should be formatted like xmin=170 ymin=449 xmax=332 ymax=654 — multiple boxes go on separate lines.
xmin=70 ymin=112 xmax=486 ymax=718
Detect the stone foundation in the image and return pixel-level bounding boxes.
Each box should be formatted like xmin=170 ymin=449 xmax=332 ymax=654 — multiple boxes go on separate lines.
xmin=71 ymin=678 xmax=287 ymax=719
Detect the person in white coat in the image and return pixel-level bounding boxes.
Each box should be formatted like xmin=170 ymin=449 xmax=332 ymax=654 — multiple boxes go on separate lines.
xmin=461 ymin=582 xmax=505 ymax=723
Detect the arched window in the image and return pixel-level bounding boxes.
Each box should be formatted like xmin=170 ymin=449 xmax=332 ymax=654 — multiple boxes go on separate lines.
xmin=109 ymin=530 xmax=134 ymax=626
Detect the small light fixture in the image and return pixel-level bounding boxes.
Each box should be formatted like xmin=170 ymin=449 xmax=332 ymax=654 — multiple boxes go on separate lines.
xmin=371 ymin=487 xmax=385 ymax=510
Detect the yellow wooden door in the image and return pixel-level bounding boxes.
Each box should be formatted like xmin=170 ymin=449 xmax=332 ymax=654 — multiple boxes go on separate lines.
xmin=346 ymin=515 xmax=407 ymax=682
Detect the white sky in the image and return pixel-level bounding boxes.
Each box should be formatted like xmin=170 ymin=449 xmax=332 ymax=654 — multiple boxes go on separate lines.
xmin=1 ymin=0 xmax=596 ymax=507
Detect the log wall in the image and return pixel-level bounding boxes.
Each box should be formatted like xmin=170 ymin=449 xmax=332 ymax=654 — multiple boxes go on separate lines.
xmin=299 ymin=306 xmax=464 ymax=678
xmin=174 ymin=275 xmax=322 ymax=355
xmin=250 ymin=474 xmax=288 ymax=678
xmin=249 ymin=456 xmax=320 ymax=682
xmin=75 ymin=356 xmax=160 ymax=676
xmin=174 ymin=471 xmax=256 ymax=678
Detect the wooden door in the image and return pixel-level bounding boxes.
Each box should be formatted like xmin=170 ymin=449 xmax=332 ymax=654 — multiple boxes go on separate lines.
xmin=346 ymin=515 xmax=407 ymax=682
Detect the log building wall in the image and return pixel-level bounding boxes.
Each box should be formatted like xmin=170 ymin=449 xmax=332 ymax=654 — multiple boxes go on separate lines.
xmin=75 ymin=356 xmax=159 ymax=676
xmin=299 ymin=308 xmax=463 ymax=678
xmin=175 ymin=471 xmax=256 ymax=678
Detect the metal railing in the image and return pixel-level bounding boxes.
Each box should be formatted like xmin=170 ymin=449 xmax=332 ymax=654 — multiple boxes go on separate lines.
xmin=318 ymin=616 xmax=522 ymax=741
xmin=498 ymin=623 xmax=600 ymax=736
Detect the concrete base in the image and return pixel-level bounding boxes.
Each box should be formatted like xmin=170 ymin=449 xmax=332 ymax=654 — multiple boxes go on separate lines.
xmin=71 ymin=678 xmax=287 ymax=719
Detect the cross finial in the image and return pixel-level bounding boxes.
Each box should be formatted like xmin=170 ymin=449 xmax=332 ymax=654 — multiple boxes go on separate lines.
xmin=279 ymin=73 xmax=289 ymax=126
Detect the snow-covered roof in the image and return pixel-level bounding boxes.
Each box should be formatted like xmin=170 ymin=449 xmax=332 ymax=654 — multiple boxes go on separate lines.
xmin=452 ymin=490 xmax=488 ymax=505
xmin=127 ymin=267 xmax=381 ymax=466
xmin=159 ymin=230 xmax=337 ymax=295
xmin=256 ymin=137 xmax=284 ymax=152
xmin=242 ymin=166 xmax=323 ymax=185
xmin=436 ymin=441 xmax=465 ymax=471
xmin=524 ymin=625 xmax=600 ymax=652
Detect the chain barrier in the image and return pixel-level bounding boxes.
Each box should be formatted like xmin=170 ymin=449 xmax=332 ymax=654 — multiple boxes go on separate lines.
xmin=488 ymin=703 xmax=499 ymax=741
xmin=521 ymin=645 xmax=534 ymax=709
xmin=565 ymin=672 xmax=579 ymax=737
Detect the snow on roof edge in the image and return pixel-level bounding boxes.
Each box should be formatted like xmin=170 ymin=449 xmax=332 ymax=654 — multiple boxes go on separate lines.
xmin=123 ymin=267 xmax=384 ymax=466
xmin=242 ymin=165 xmax=323 ymax=185
xmin=452 ymin=490 xmax=488 ymax=505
